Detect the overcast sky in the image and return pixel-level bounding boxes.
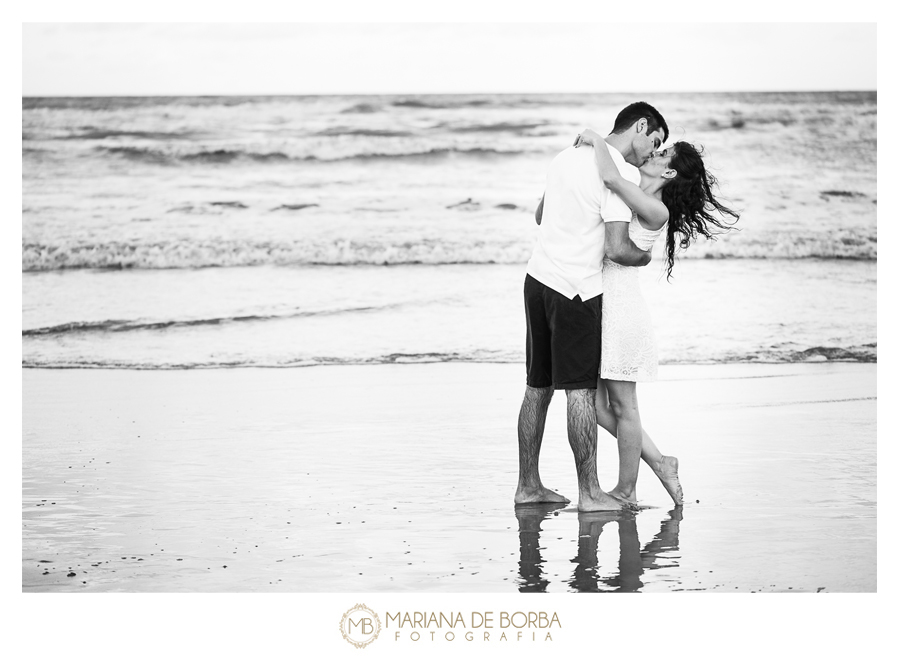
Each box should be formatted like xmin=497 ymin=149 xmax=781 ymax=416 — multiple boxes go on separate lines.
xmin=23 ymin=22 xmax=876 ymax=96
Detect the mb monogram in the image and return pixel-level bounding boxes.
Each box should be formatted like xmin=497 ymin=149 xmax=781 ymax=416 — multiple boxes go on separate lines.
xmin=339 ymin=604 xmax=382 ymax=648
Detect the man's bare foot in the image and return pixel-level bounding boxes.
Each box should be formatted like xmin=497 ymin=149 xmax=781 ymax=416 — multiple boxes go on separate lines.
xmin=607 ymin=486 xmax=637 ymax=504
xmin=652 ymin=455 xmax=684 ymax=506
xmin=607 ymin=491 xmax=642 ymax=511
xmin=577 ymin=490 xmax=634 ymax=512
xmin=514 ymin=486 xmax=570 ymax=505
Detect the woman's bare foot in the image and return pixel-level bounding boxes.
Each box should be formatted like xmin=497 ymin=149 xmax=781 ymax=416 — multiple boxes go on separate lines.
xmin=578 ymin=490 xmax=636 ymax=512
xmin=652 ymin=455 xmax=684 ymax=506
xmin=607 ymin=486 xmax=637 ymax=504
xmin=606 ymin=491 xmax=642 ymax=512
xmin=514 ymin=485 xmax=570 ymax=505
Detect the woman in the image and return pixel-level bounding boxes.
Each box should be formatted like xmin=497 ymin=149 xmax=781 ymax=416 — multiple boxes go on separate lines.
xmin=575 ymin=128 xmax=740 ymax=507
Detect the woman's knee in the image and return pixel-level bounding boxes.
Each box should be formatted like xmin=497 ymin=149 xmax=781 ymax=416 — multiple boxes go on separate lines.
xmin=594 ymin=396 xmax=616 ymax=433
xmin=607 ymin=386 xmax=639 ymax=421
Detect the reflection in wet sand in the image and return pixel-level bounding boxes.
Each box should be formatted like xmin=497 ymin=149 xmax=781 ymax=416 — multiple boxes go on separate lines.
xmin=515 ymin=506 xmax=683 ymax=592
xmin=568 ymin=511 xmax=619 ymax=593
xmin=514 ymin=503 xmax=567 ymax=592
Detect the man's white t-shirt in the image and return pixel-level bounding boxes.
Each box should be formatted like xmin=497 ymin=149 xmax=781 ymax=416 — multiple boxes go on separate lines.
xmin=526 ymin=143 xmax=640 ymax=301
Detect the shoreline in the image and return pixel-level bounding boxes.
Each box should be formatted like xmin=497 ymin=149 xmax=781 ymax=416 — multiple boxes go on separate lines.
xmin=19 ymin=354 xmax=879 ymax=371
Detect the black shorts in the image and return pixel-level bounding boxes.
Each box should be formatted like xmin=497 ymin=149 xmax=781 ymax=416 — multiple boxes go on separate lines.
xmin=524 ymin=274 xmax=602 ymax=390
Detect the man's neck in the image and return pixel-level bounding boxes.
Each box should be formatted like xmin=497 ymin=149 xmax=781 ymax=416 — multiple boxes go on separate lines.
xmin=605 ymin=132 xmax=635 ymax=166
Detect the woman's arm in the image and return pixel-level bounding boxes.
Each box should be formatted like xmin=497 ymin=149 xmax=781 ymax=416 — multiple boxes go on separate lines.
xmin=577 ymin=129 xmax=668 ymax=228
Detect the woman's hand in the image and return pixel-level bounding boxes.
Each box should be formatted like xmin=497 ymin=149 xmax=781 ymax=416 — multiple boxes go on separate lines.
xmin=574 ymin=128 xmax=602 ymax=148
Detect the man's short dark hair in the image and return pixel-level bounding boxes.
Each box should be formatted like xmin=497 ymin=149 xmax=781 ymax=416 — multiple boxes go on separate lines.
xmin=611 ymin=102 xmax=669 ymax=142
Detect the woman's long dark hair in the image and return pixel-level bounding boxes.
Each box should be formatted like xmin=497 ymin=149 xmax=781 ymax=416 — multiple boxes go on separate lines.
xmin=660 ymin=142 xmax=740 ymax=279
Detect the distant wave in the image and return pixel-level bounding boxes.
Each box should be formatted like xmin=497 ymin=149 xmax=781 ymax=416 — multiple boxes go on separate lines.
xmin=180 ymin=149 xmax=290 ymax=163
xmin=22 ymin=95 xmax=272 ymax=110
xmin=447 ymin=121 xmax=550 ymax=133
xmin=23 ymin=91 xmax=875 ymax=112
xmin=315 ymin=128 xmax=412 ymax=137
xmin=97 ymin=146 xmax=291 ymax=164
xmin=323 ymin=147 xmax=527 ymax=161
xmin=700 ymin=104 xmax=877 ymax=132
xmin=96 ymin=146 xmax=172 ymax=164
xmin=94 ymin=145 xmax=526 ymax=165
xmin=30 ymin=129 xmax=199 ymax=141
xmin=391 ymin=98 xmax=493 ymax=109
xmin=340 ymin=102 xmax=382 ymax=114
xmin=23 ymin=304 xmax=404 ymax=337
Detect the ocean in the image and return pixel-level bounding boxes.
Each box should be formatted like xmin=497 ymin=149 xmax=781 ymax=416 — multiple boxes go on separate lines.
xmin=22 ymin=92 xmax=877 ymax=369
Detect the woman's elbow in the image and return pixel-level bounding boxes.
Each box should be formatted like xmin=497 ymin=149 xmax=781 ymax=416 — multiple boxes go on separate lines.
xmin=601 ymin=174 xmax=622 ymax=190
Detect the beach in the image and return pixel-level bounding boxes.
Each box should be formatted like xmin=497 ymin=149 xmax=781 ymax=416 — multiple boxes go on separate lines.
xmin=22 ymin=91 xmax=877 ymax=595
xmin=23 ymin=361 xmax=876 ymax=593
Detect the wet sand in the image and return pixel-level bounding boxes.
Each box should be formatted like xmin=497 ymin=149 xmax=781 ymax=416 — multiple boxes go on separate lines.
xmin=22 ymin=362 xmax=875 ymax=592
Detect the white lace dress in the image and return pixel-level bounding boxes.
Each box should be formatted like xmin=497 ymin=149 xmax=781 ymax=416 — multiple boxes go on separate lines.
xmin=600 ymin=213 xmax=666 ymax=382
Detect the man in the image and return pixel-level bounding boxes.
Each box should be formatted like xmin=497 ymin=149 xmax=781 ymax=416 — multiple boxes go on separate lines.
xmin=514 ymin=102 xmax=668 ymax=511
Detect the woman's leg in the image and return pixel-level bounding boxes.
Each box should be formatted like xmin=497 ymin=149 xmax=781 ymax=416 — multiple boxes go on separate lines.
xmin=605 ymin=379 xmax=643 ymax=502
xmin=594 ymin=377 xmax=618 ymax=438
xmin=639 ymin=429 xmax=664 ymax=466
xmin=596 ymin=378 xmax=683 ymax=505
xmin=598 ymin=377 xmax=663 ymax=465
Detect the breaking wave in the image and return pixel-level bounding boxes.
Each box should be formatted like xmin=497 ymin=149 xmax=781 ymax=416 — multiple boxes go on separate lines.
xmin=22 ymin=229 xmax=876 ymax=271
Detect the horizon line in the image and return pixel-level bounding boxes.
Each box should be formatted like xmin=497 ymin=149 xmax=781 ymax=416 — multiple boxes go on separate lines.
xmin=22 ymin=89 xmax=878 ymax=98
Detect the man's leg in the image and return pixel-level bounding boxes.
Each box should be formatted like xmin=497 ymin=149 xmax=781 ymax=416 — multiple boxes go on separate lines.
xmin=515 ymin=385 xmax=569 ymax=504
xmin=516 ymin=275 xmax=568 ymax=504
xmin=567 ymin=388 xmax=624 ymax=511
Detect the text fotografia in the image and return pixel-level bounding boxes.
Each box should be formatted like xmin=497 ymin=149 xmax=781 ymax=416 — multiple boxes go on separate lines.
xmin=387 ymin=611 xmax=561 ymax=642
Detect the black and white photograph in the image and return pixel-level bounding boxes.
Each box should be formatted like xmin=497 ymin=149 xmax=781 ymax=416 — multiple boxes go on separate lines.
xmin=16 ymin=11 xmax=889 ymax=653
